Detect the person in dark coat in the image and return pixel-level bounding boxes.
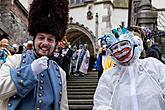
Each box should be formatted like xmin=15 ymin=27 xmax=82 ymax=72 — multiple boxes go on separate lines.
xmin=17 ymin=45 xmax=24 ymax=54
xmin=146 ymin=38 xmax=162 ymax=62
xmin=53 ymin=43 xmax=75 ymax=80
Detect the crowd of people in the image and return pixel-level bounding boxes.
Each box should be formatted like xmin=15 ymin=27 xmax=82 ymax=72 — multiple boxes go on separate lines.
xmin=53 ymin=39 xmax=90 ymax=79
xmin=0 ymin=39 xmax=34 ymax=66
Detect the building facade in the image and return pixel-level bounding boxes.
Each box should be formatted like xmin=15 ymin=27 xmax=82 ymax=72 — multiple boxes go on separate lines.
xmin=67 ymin=0 xmax=128 ymax=58
xmin=0 ymin=0 xmax=30 ymax=45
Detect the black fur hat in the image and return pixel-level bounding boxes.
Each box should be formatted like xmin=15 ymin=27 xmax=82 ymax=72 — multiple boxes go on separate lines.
xmin=28 ymin=0 xmax=69 ymax=42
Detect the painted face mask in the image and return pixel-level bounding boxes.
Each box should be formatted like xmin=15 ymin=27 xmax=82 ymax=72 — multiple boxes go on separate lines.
xmin=110 ymin=40 xmax=133 ymax=63
xmin=98 ymin=27 xmax=143 ymax=65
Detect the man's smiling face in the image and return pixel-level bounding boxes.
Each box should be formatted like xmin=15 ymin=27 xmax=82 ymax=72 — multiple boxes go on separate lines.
xmin=34 ymin=33 xmax=56 ymax=57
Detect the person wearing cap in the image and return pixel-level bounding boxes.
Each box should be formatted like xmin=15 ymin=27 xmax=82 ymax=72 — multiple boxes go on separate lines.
xmin=93 ymin=27 xmax=165 ymax=110
xmin=0 ymin=38 xmax=11 ymax=66
xmin=0 ymin=0 xmax=69 ymax=110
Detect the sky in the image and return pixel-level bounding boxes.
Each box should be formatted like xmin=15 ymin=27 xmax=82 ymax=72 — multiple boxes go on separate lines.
xmin=152 ymin=0 xmax=165 ymax=9
xmin=19 ymin=0 xmax=165 ymax=10
xmin=19 ymin=0 xmax=29 ymax=10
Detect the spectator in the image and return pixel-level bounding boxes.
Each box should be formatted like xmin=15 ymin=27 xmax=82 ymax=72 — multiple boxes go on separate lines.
xmin=95 ymin=46 xmax=106 ymax=80
xmin=146 ymin=38 xmax=162 ymax=61
xmin=59 ymin=41 xmax=74 ymax=79
xmin=10 ymin=44 xmax=18 ymax=55
xmin=70 ymin=46 xmax=78 ymax=74
xmin=75 ymin=44 xmax=90 ymax=77
xmin=26 ymin=40 xmax=33 ymax=54
xmin=0 ymin=38 xmax=11 ymax=66
xmin=17 ymin=45 xmax=24 ymax=54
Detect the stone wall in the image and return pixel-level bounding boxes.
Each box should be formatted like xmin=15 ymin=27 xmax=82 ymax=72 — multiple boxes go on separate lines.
xmin=0 ymin=0 xmax=31 ymax=45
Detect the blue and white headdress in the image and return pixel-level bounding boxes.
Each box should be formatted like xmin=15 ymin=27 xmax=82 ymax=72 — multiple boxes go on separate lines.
xmin=98 ymin=27 xmax=134 ymax=48
xmin=98 ymin=27 xmax=144 ymax=62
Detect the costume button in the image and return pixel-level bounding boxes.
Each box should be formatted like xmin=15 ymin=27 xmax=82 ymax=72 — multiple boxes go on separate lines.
xmin=36 ymin=107 xmax=40 ymax=110
xmin=58 ymin=74 xmax=61 ymax=78
xmin=39 ymin=86 xmax=43 ymax=90
xmin=40 ymin=80 xmax=44 ymax=84
xmin=13 ymin=95 xmax=16 ymax=99
xmin=59 ymin=82 xmax=62 ymax=86
xmin=60 ymin=91 xmax=62 ymax=95
xmin=22 ymin=54 xmax=26 ymax=58
xmin=38 ymin=93 xmax=43 ymax=97
xmin=40 ymin=73 xmax=44 ymax=77
xmin=8 ymin=103 xmax=12 ymax=107
xmin=19 ymin=80 xmax=24 ymax=86
xmin=56 ymin=68 xmax=59 ymax=71
xmin=22 ymin=60 xmax=26 ymax=63
xmin=17 ymin=72 xmax=21 ymax=76
xmin=38 ymin=99 xmax=43 ymax=104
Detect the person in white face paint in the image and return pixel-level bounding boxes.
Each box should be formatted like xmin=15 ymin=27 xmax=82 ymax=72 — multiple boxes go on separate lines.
xmin=93 ymin=27 xmax=165 ymax=110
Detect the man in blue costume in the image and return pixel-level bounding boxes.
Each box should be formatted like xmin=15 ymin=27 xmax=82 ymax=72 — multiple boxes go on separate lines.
xmin=0 ymin=0 xmax=69 ymax=109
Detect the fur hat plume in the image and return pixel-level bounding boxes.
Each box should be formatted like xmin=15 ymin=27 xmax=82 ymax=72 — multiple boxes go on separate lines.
xmin=28 ymin=0 xmax=69 ymax=41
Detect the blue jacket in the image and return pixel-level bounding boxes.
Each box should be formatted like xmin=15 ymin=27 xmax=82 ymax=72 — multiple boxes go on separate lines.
xmin=0 ymin=52 xmax=68 ymax=110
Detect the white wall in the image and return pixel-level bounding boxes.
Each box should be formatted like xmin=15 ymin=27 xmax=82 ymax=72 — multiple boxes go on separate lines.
xmin=69 ymin=3 xmax=108 ymax=36
xmin=70 ymin=3 xmax=128 ymax=37
xmin=111 ymin=8 xmax=128 ymax=28
xmin=152 ymin=0 xmax=165 ymax=9
xmin=94 ymin=4 xmax=108 ymax=36
xmin=69 ymin=5 xmax=95 ymax=32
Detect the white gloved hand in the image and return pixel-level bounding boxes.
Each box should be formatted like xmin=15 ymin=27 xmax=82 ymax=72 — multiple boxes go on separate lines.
xmin=31 ymin=56 xmax=49 ymax=75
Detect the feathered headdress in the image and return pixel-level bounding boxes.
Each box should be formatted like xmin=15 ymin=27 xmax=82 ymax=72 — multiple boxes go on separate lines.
xmin=98 ymin=27 xmax=144 ymax=61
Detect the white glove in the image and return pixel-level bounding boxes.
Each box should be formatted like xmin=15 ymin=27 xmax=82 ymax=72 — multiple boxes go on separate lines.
xmin=31 ymin=56 xmax=48 ymax=75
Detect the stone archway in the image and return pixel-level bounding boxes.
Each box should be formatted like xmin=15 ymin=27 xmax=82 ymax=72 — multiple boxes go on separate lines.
xmin=66 ymin=22 xmax=97 ymax=70
xmin=66 ymin=22 xmax=97 ymax=57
